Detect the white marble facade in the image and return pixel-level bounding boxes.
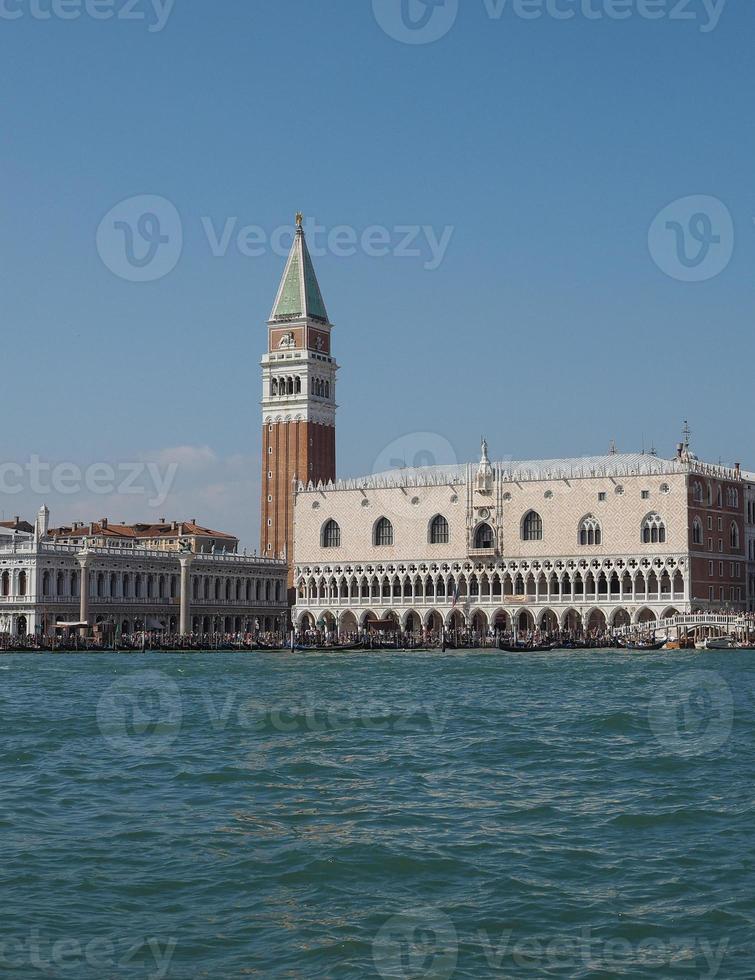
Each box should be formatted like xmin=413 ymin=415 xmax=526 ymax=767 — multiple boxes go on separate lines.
xmin=291 ymin=448 xmax=731 ymax=636
xmin=0 ymin=529 xmax=288 ymax=638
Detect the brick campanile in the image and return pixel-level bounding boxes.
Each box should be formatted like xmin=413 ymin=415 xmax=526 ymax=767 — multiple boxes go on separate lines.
xmin=260 ymin=214 xmax=337 ymax=582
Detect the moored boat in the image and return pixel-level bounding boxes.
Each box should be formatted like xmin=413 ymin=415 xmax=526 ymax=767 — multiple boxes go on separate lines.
xmin=696 ymin=636 xmax=733 ymax=651
xmin=625 ymin=639 xmax=666 ymax=651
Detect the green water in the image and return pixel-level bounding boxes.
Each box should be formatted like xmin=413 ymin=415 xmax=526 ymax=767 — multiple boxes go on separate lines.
xmin=1 ymin=649 xmax=752 ymax=978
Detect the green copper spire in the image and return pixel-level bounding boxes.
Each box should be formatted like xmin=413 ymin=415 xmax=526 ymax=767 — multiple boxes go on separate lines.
xmin=270 ymin=215 xmax=329 ymax=323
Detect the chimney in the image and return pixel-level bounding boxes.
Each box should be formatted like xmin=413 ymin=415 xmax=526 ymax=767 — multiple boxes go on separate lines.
xmin=160 ymin=517 xmax=166 ymax=524
xmin=191 ymin=518 xmax=197 ymax=525
xmin=89 ymin=523 xmax=94 ymax=535
xmin=101 ymin=518 xmax=108 ymax=529
xmin=13 ymin=516 xmax=19 ymax=529
xmin=171 ymin=521 xmax=177 ymax=532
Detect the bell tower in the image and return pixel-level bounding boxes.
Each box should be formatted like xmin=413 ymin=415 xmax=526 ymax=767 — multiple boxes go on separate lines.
xmin=260 ymin=214 xmax=337 ymax=575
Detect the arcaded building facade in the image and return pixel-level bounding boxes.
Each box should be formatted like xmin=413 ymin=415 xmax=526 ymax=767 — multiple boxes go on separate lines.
xmin=292 ymin=442 xmax=746 ymax=636
xmin=0 ymin=508 xmax=288 ymax=638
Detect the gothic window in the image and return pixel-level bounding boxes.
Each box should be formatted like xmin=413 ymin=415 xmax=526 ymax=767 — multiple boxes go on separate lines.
xmin=717 ymin=485 xmax=722 ymax=508
xmin=692 ymin=518 xmax=703 ymax=545
xmin=271 ymin=378 xmax=278 ymax=396
xmin=322 ymin=520 xmax=341 ymax=549
xmin=374 ymin=517 xmax=394 ymax=547
xmin=578 ymin=515 xmax=602 ymax=546
xmin=325 ymin=381 xmax=330 ymax=399
xmin=430 ymin=514 xmax=449 ymax=544
xmin=295 ymin=377 xmax=301 ymax=394
xmin=731 ymin=522 xmax=740 ymax=549
xmin=642 ymin=513 xmax=666 ymax=544
xmin=474 ymin=522 xmax=495 ymax=549
xmin=522 ymin=511 xmax=543 ymax=541
xmin=692 ymin=481 xmax=703 ymax=503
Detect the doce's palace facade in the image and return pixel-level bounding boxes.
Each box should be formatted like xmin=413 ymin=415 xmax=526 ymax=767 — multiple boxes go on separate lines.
xmin=292 ymin=447 xmax=747 ymax=636
xmin=258 ymin=221 xmax=753 ymax=636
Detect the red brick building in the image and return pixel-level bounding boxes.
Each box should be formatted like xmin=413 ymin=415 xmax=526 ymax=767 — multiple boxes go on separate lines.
xmin=260 ymin=215 xmax=337 ymax=583
xmin=687 ymin=467 xmax=746 ymax=610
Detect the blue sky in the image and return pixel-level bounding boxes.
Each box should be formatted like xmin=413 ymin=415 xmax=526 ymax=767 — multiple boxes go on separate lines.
xmin=2 ymin=0 xmax=753 ymax=547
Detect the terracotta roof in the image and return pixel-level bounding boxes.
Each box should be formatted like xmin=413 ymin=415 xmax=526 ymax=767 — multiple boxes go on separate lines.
xmin=47 ymin=521 xmax=237 ymax=541
xmin=0 ymin=520 xmax=34 ymax=534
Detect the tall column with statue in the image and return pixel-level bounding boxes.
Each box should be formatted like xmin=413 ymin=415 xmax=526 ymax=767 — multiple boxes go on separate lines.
xmin=77 ymin=550 xmax=91 ymax=630
xmin=179 ymin=549 xmax=194 ymax=636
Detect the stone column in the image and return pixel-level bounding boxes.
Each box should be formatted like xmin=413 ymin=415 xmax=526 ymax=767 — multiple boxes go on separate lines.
xmin=77 ymin=553 xmax=91 ymax=628
xmin=179 ymin=554 xmax=194 ymax=636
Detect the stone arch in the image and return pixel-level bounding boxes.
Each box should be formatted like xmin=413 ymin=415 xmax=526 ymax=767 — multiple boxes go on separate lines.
xmin=446 ymin=608 xmax=465 ymax=628
xmin=403 ymin=609 xmax=422 ymax=633
xmin=424 ymin=609 xmax=443 ymax=632
xmin=470 ymin=609 xmax=488 ymax=634
xmin=560 ymin=608 xmax=582 ymax=632
xmin=491 ymin=608 xmax=510 ymax=631
xmin=660 ymin=606 xmax=680 ymax=621
xmin=539 ymin=608 xmax=558 ymax=632
xmin=339 ymin=610 xmax=358 ymax=634
xmin=360 ymin=609 xmax=379 ymax=628
xmin=383 ymin=610 xmax=400 ymax=627
xmin=516 ymin=609 xmax=535 ymax=632
xmin=297 ymin=610 xmax=316 ymax=630
xmin=321 ymin=610 xmax=337 ymax=632
xmin=635 ymin=607 xmax=657 ymax=625
xmin=586 ymin=608 xmax=607 ymax=632
xmin=611 ymin=607 xmax=631 ymax=628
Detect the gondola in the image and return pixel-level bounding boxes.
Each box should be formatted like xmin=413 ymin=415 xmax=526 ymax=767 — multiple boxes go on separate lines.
xmin=292 ymin=641 xmax=365 ymax=652
xmin=625 ymin=639 xmax=666 ymax=651
xmin=498 ymin=640 xmax=558 ymax=653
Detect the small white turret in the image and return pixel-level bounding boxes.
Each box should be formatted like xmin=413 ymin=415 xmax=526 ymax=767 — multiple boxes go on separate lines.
xmin=34 ymin=504 xmax=49 ymax=542
xmin=476 ymin=438 xmax=493 ymax=493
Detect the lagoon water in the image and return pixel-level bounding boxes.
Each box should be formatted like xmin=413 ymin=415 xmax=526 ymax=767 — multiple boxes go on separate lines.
xmin=1 ymin=649 xmax=753 ymax=978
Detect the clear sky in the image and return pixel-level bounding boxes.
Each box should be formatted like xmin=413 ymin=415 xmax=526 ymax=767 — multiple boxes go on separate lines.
xmin=2 ymin=0 xmax=753 ymax=548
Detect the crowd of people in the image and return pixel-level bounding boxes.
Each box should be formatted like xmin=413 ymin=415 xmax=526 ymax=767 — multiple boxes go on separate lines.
xmin=0 ymin=631 xmax=286 ymax=653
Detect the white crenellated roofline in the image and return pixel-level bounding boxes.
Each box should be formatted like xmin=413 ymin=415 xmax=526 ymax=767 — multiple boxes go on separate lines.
xmin=295 ymin=452 xmax=744 ymax=495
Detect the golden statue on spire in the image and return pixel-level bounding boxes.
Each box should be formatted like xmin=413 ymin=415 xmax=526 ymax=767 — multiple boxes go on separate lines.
xmin=295 ymin=212 xmax=304 ymax=228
